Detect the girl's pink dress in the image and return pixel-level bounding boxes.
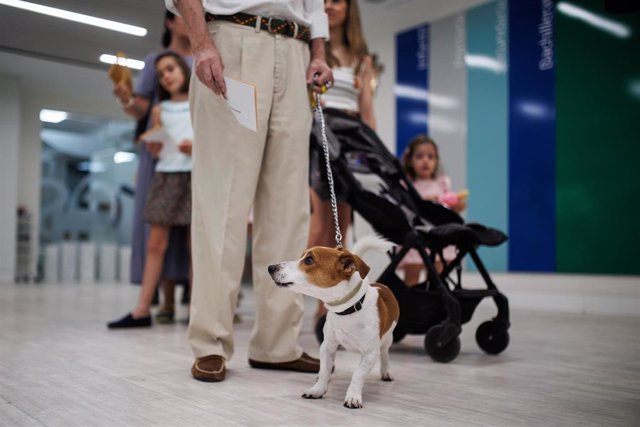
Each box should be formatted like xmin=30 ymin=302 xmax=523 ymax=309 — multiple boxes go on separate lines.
xmin=400 ymin=175 xmax=458 ymax=266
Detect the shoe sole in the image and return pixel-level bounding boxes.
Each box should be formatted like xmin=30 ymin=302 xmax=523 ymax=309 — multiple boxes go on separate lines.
xmin=248 ymin=359 xmax=319 ymax=373
xmin=192 ymin=373 xmax=225 ymax=382
xmin=191 ymin=364 xmax=225 ymax=382
xmin=107 ymin=322 xmax=152 ymax=329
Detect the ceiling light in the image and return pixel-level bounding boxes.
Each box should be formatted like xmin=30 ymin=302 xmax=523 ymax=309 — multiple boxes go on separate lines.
xmin=407 ymin=112 xmax=428 ymax=125
xmin=394 ymin=85 xmax=459 ymax=109
xmin=113 ymin=152 xmax=136 ymax=164
xmin=40 ymin=109 xmax=68 ymax=123
xmin=99 ymin=54 xmax=145 ymax=70
xmin=89 ymin=161 xmax=107 ymax=173
xmin=516 ymin=101 xmax=554 ymax=119
xmin=0 ymin=0 xmax=147 ymax=37
xmin=464 ymin=54 xmax=506 ymax=73
xmin=630 ymin=80 xmax=640 ymax=99
xmin=557 ymin=2 xmax=631 ymax=39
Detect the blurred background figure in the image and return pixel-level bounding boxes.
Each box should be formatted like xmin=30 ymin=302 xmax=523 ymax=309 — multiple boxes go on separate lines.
xmin=112 ymin=11 xmax=193 ymax=323
xmin=109 ymin=52 xmax=194 ymax=328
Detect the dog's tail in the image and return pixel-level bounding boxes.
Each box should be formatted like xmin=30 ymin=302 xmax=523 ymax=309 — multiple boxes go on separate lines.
xmin=351 ymin=234 xmax=395 ymax=257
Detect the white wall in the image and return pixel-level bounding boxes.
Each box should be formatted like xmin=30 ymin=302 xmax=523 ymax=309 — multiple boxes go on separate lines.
xmin=429 ymin=14 xmax=468 ymax=191
xmin=360 ymin=0 xmax=489 ymax=153
xmin=0 ymin=50 xmax=130 ymax=282
xmin=0 ymin=78 xmax=21 ymax=282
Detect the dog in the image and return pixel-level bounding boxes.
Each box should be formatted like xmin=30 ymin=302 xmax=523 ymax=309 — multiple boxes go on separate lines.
xmin=268 ymin=235 xmax=399 ymax=409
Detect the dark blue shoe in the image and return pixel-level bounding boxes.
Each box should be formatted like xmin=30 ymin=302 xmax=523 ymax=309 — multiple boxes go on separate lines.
xmin=107 ymin=313 xmax=152 ymax=329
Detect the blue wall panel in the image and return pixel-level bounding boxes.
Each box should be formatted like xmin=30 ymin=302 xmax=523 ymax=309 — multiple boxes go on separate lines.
xmin=396 ymin=24 xmax=429 ymax=157
xmin=508 ymin=0 xmax=556 ymax=271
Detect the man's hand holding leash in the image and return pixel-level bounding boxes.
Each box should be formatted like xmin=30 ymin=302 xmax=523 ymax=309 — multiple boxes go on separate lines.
xmin=307 ymin=39 xmax=333 ymax=94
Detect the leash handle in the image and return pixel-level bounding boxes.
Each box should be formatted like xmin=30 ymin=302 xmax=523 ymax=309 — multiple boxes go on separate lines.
xmin=313 ymin=91 xmax=343 ymax=248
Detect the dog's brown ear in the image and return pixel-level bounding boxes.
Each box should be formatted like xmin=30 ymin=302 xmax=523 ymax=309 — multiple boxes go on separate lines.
xmin=341 ymin=255 xmax=355 ymax=275
xmin=340 ymin=254 xmax=370 ymax=279
xmin=352 ymin=254 xmax=370 ymax=279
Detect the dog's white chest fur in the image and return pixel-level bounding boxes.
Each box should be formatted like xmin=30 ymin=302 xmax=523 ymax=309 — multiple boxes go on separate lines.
xmin=325 ymin=287 xmax=382 ymax=353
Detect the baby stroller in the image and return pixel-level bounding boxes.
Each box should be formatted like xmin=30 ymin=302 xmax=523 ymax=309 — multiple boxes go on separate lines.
xmin=311 ymin=108 xmax=510 ymax=363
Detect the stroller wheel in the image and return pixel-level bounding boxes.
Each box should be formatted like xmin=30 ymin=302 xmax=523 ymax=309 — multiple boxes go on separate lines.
xmin=392 ymin=326 xmax=407 ymax=343
xmin=424 ymin=325 xmax=461 ymax=363
xmin=476 ymin=320 xmax=510 ymax=355
xmin=315 ymin=314 xmax=327 ymax=344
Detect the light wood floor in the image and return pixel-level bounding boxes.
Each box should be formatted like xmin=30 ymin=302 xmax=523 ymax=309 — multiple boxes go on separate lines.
xmin=1 ymin=281 xmax=639 ymax=426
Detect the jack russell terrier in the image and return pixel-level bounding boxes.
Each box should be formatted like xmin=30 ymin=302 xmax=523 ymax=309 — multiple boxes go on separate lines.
xmin=268 ymin=235 xmax=399 ymax=409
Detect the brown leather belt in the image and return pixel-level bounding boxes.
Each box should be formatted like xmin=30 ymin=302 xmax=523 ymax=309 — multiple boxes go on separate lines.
xmin=205 ymin=12 xmax=311 ymax=43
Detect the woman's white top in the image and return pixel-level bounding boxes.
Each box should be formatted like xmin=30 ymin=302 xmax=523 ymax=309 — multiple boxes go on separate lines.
xmin=323 ymin=66 xmax=359 ymax=113
xmin=156 ymin=100 xmax=193 ymax=173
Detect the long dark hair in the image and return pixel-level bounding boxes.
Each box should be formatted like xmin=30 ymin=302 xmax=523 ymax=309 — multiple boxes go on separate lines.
xmin=155 ymin=52 xmax=190 ymax=101
xmin=162 ymin=11 xmax=175 ymax=48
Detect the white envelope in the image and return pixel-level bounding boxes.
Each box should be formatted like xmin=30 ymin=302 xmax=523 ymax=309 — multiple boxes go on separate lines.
xmin=224 ymin=77 xmax=257 ymax=132
xmin=140 ymin=127 xmax=179 ymax=158
xmin=140 ymin=127 xmax=173 ymax=145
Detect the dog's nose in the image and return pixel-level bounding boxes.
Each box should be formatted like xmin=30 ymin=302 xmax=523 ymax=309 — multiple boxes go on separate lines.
xmin=268 ymin=264 xmax=279 ymax=275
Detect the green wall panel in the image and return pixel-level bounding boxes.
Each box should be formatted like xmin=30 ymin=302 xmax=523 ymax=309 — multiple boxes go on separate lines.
xmin=556 ymin=0 xmax=640 ymax=274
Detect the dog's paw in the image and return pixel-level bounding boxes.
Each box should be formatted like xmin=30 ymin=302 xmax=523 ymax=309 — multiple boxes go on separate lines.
xmin=302 ymin=393 xmax=323 ymax=399
xmin=302 ymin=385 xmax=326 ymax=399
xmin=343 ymin=393 xmax=363 ymax=409
xmin=381 ymin=372 xmax=393 ymax=382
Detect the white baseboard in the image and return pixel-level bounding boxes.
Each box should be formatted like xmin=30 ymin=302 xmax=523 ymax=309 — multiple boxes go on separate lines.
xmin=0 ymin=269 xmax=15 ymax=284
xmin=464 ymin=273 xmax=640 ymax=317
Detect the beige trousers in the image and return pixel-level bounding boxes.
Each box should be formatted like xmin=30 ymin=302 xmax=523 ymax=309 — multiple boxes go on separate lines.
xmin=188 ymin=21 xmax=312 ymax=363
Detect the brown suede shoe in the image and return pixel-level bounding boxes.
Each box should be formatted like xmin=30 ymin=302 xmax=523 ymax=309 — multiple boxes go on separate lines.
xmin=248 ymin=352 xmax=320 ymax=373
xmin=191 ymin=355 xmax=226 ymax=382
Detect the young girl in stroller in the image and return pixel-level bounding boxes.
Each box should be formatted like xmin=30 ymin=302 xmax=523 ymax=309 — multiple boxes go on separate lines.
xmin=399 ymin=135 xmax=467 ymax=286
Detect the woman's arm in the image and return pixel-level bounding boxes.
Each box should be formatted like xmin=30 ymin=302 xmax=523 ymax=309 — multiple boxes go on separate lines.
xmin=113 ymin=82 xmax=151 ymax=120
xmin=139 ymin=106 xmax=163 ymax=158
xmin=147 ymin=106 xmax=162 ymax=131
xmin=358 ymin=55 xmax=376 ymax=130
xmin=114 ymin=53 xmax=157 ymax=120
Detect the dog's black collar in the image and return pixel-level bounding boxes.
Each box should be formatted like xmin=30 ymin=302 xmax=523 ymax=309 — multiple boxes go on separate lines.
xmin=335 ymin=293 xmax=366 ymax=316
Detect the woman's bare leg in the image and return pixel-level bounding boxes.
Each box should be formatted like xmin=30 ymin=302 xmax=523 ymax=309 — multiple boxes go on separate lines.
xmin=309 ymin=190 xmax=334 ymax=319
xmin=161 ymin=280 xmax=176 ymax=308
xmin=307 ymin=189 xmax=334 ymax=247
xmin=336 ymin=202 xmax=352 ymax=248
xmin=404 ymin=264 xmax=423 ymax=287
xmin=132 ymin=224 xmax=171 ymax=318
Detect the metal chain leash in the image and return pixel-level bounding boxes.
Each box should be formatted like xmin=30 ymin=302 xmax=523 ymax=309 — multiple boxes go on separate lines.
xmin=313 ymin=92 xmax=343 ymax=248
